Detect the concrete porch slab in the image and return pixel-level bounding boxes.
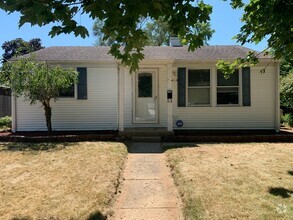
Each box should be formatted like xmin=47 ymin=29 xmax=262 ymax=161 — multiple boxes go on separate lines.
xmin=128 ymin=142 xmax=162 ymax=153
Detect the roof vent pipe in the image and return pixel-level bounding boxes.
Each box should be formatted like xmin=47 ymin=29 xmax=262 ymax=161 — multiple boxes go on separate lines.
xmin=169 ymin=37 xmax=182 ymax=47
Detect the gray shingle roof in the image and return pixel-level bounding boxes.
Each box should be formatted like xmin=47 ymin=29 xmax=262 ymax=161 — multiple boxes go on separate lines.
xmin=32 ymin=45 xmax=270 ymax=62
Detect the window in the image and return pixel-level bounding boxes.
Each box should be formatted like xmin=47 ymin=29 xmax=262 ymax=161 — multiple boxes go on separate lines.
xmin=77 ymin=67 xmax=87 ymax=99
xmin=217 ymin=70 xmax=239 ymax=105
xmin=187 ymin=69 xmax=210 ymax=106
xmin=138 ymin=73 xmax=152 ymax=97
xmin=58 ymin=67 xmax=87 ymax=99
xmin=59 ymin=85 xmax=74 ymax=97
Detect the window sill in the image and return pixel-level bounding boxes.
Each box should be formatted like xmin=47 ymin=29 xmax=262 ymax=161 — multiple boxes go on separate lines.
xmin=217 ymin=104 xmax=241 ymax=107
xmin=187 ymin=104 xmax=211 ymax=107
xmin=57 ymin=97 xmax=75 ymax=100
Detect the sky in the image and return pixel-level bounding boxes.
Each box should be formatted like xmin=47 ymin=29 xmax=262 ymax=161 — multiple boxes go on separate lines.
xmin=0 ymin=0 xmax=268 ymax=57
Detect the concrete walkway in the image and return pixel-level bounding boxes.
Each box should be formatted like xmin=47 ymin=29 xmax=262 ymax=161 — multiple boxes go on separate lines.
xmin=112 ymin=142 xmax=183 ymax=220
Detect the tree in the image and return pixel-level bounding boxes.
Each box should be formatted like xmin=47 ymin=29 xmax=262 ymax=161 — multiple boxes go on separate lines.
xmin=280 ymin=57 xmax=293 ymax=77
xmin=1 ymin=38 xmax=44 ymax=63
xmin=93 ymin=16 xmax=214 ymax=47
xmin=0 ymin=56 xmax=78 ymax=133
xmin=0 ymin=0 xmax=292 ymax=72
xmin=280 ymin=55 xmax=293 ymax=113
xmin=93 ymin=17 xmax=172 ymax=46
xmin=217 ymin=0 xmax=293 ymax=74
xmin=280 ymin=73 xmax=293 ymax=112
xmin=0 ymin=0 xmax=213 ymax=72
xmin=143 ymin=17 xmax=171 ymax=46
xmin=233 ymin=0 xmax=293 ymax=62
xmin=93 ymin=17 xmax=171 ymax=46
xmin=93 ymin=19 xmax=116 ymax=46
xmin=143 ymin=17 xmax=213 ymax=46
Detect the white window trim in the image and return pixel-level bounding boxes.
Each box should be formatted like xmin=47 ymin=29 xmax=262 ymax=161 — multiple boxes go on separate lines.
xmin=186 ymin=68 xmax=212 ymax=107
xmin=216 ymin=68 xmax=242 ymax=107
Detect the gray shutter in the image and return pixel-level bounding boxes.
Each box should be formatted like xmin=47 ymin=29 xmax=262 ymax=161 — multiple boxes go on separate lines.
xmin=177 ymin=68 xmax=186 ymax=107
xmin=242 ymin=67 xmax=251 ymax=106
xmin=77 ymin=67 xmax=87 ymax=99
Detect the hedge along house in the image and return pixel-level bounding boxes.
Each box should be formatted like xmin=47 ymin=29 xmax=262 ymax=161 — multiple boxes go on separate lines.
xmin=11 ymin=45 xmax=280 ymax=133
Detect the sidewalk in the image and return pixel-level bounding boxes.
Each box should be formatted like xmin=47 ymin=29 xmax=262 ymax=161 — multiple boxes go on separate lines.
xmin=112 ymin=142 xmax=183 ymax=220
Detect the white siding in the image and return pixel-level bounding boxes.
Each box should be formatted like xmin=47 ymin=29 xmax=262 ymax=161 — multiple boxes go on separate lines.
xmin=123 ymin=65 xmax=168 ymax=128
xmin=15 ymin=61 xmax=278 ymax=131
xmin=173 ymin=64 xmax=277 ymax=130
xmin=16 ymin=67 xmax=118 ymax=131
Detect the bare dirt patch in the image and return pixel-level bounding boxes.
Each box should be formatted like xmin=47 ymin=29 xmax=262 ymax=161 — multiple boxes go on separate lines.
xmin=0 ymin=142 xmax=127 ymax=220
xmin=165 ymin=143 xmax=293 ymax=219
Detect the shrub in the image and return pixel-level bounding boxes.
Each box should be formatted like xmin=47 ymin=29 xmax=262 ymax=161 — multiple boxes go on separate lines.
xmin=0 ymin=116 xmax=11 ymax=128
xmin=280 ymin=73 xmax=293 ymax=112
xmin=281 ymin=113 xmax=293 ymax=127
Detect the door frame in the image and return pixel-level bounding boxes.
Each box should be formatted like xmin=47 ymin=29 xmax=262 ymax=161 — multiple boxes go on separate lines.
xmin=133 ymin=68 xmax=159 ymax=124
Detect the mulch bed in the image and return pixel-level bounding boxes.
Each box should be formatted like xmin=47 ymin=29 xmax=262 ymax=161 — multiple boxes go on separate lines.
xmin=162 ymin=128 xmax=293 ymax=143
xmin=0 ymin=130 xmax=121 ymax=142
xmin=0 ymin=128 xmax=292 ymax=143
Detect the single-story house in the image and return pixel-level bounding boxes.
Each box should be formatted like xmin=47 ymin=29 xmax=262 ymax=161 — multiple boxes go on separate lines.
xmin=11 ymin=45 xmax=280 ymax=133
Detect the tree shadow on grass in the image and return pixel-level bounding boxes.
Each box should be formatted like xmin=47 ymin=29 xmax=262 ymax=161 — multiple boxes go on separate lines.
xmin=87 ymin=211 xmax=107 ymax=220
xmin=10 ymin=211 xmax=107 ymax=220
xmin=268 ymin=187 xmax=293 ymax=198
xmin=125 ymin=141 xmax=202 ymax=154
xmin=0 ymin=142 xmax=74 ymax=152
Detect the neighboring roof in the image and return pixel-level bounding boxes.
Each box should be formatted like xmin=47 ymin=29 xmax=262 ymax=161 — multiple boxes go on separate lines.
xmin=32 ymin=45 xmax=271 ymax=62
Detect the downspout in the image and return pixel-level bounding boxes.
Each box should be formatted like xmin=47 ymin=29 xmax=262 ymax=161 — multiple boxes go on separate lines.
xmin=117 ymin=62 xmax=124 ymax=132
xmin=11 ymin=94 xmax=17 ymax=133
xmin=275 ymin=62 xmax=280 ymax=132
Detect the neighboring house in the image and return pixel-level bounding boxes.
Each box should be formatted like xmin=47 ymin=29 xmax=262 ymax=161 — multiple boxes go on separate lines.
xmin=11 ymin=45 xmax=280 ymax=132
xmin=0 ymin=86 xmax=11 ymax=117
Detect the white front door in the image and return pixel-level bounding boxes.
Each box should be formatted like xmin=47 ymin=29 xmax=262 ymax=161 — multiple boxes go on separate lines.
xmin=134 ymin=70 xmax=158 ymax=123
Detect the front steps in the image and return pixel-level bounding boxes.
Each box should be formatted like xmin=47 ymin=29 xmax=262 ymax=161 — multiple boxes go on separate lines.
xmin=119 ymin=127 xmax=173 ymax=140
xmin=132 ymin=136 xmax=161 ymax=143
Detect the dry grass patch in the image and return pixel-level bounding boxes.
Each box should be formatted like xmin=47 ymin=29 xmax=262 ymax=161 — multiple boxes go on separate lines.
xmin=0 ymin=128 xmax=10 ymax=132
xmin=0 ymin=126 xmax=10 ymax=132
xmin=0 ymin=141 xmax=127 ymax=220
xmin=165 ymin=143 xmax=293 ymax=220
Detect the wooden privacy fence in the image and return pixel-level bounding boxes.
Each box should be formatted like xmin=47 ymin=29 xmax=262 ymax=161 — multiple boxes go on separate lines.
xmin=0 ymin=95 xmax=11 ymax=117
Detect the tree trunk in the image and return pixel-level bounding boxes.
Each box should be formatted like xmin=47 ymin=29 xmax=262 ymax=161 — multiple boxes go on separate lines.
xmin=43 ymin=101 xmax=52 ymax=133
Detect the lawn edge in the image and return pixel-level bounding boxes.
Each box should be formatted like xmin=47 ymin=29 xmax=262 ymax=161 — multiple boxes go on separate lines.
xmin=165 ymin=148 xmax=205 ymax=220
xmin=103 ymin=143 xmax=128 ymax=219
